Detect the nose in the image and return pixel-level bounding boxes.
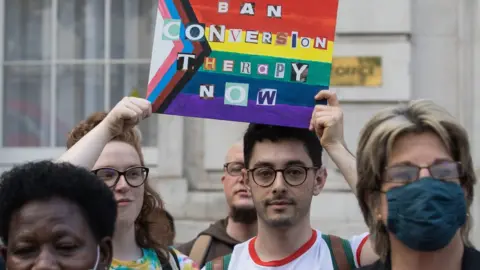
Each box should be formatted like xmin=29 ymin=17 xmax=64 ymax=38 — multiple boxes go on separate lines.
xmin=114 ymin=175 xmax=130 ymax=192
xmin=419 ymin=167 xmax=431 ymax=178
xmin=237 ymin=173 xmax=245 ymax=184
xmin=32 ymin=248 xmax=59 ymax=270
xmin=271 ymin=171 xmax=287 ymax=194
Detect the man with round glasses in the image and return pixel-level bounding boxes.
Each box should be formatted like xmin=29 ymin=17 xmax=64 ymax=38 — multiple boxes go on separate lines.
xmin=203 ymin=91 xmax=379 ymax=269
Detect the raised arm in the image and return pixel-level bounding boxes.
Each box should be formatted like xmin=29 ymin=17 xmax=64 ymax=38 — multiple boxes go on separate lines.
xmin=309 ymin=90 xmax=358 ymax=195
xmin=310 ymin=91 xmax=380 ymax=264
xmin=57 ymin=97 xmax=152 ymax=169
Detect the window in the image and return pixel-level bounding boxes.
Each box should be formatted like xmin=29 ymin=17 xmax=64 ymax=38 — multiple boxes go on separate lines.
xmin=1 ymin=0 xmax=158 ymax=163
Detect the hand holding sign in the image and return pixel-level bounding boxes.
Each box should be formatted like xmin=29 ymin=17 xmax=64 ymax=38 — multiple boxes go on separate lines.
xmin=310 ymin=90 xmax=345 ymax=149
xmin=104 ymin=97 xmax=152 ymax=138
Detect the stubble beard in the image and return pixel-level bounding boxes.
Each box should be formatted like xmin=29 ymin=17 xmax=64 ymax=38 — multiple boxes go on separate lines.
xmin=262 ymin=209 xmax=295 ymax=228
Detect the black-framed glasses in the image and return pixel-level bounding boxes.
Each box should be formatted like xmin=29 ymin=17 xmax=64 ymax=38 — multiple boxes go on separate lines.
xmin=92 ymin=166 xmax=149 ymax=188
xmin=224 ymin=162 xmax=244 ymax=176
xmin=385 ymin=161 xmax=462 ymax=184
xmin=248 ymin=166 xmax=318 ymax=187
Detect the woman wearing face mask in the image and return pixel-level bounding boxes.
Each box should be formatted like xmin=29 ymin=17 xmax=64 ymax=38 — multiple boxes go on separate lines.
xmin=59 ymin=97 xmax=198 ymax=270
xmin=0 ymin=161 xmax=116 ymax=270
xmin=355 ymin=100 xmax=480 ymax=270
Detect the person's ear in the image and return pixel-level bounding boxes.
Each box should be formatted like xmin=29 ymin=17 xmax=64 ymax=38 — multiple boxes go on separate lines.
xmin=313 ymin=167 xmax=327 ymax=196
xmin=98 ymin=237 xmax=113 ymax=269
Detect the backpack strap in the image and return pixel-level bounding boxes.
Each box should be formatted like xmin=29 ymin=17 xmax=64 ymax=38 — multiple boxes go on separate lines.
xmin=169 ymin=247 xmax=181 ymax=270
xmin=204 ymin=254 xmax=231 ymax=270
xmin=189 ymin=235 xmax=212 ymax=266
xmin=321 ymin=234 xmax=356 ymax=270
xmin=154 ymin=247 xmax=180 ymax=270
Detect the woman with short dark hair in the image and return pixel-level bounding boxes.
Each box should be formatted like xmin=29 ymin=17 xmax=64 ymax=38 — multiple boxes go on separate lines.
xmin=0 ymin=160 xmax=117 ymax=269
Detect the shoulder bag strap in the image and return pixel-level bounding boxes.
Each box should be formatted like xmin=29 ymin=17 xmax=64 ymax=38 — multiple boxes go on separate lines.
xmin=322 ymin=234 xmax=355 ymax=270
xmin=170 ymin=248 xmax=181 ymax=270
xmin=189 ymin=235 xmax=213 ymax=266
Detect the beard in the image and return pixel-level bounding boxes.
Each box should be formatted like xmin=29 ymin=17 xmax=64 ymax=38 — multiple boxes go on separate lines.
xmin=262 ymin=213 xmax=295 ymax=228
xmin=230 ymin=205 xmax=257 ymax=224
xmin=261 ymin=195 xmax=297 ymax=228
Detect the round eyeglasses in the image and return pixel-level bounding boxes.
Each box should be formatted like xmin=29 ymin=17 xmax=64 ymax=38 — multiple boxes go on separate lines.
xmin=92 ymin=166 xmax=149 ymax=188
xmin=248 ymin=166 xmax=318 ymax=187
xmin=224 ymin=162 xmax=244 ymax=176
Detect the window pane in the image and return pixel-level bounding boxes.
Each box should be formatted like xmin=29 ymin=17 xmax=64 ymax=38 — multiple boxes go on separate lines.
xmin=57 ymin=0 xmax=105 ymax=59
xmin=110 ymin=0 xmax=157 ymax=59
xmin=4 ymin=0 xmax=52 ymax=61
xmin=3 ymin=65 xmax=51 ymax=146
xmin=56 ymin=64 xmax=105 ymax=146
xmin=110 ymin=64 xmax=157 ymax=147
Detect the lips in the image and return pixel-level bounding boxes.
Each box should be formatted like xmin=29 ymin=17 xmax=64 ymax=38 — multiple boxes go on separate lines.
xmin=116 ymin=198 xmax=133 ymax=204
xmin=267 ymin=199 xmax=294 ymax=206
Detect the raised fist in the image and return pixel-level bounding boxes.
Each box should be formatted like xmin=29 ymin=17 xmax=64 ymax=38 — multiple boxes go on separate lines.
xmin=103 ymin=97 xmax=152 ymax=138
xmin=309 ymin=90 xmax=345 ymax=149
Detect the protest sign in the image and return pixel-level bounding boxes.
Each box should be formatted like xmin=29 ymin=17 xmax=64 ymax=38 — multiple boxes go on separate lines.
xmin=147 ymin=0 xmax=339 ymax=128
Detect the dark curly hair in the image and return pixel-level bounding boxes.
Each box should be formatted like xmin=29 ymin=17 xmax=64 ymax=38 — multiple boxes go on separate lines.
xmin=243 ymin=124 xmax=323 ymax=168
xmin=66 ymin=112 xmax=173 ymax=264
xmin=0 ymin=160 xmax=117 ymax=244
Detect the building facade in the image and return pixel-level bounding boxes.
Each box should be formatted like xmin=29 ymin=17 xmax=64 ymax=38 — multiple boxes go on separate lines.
xmin=1 ymin=0 xmax=480 ymax=245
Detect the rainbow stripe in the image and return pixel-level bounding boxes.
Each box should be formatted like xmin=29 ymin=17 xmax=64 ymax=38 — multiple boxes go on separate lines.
xmin=147 ymin=0 xmax=339 ymax=128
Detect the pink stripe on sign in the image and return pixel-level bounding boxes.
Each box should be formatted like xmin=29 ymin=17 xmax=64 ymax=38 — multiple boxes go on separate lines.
xmin=148 ymin=0 xmax=176 ymax=95
xmin=147 ymin=40 xmax=184 ymax=96
xmin=157 ymin=0 xmax=169 ymax=17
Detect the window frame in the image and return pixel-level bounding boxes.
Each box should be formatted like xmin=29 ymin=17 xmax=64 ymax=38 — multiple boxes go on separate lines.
xmin=0 ymin=0 xmax=158 ymax=166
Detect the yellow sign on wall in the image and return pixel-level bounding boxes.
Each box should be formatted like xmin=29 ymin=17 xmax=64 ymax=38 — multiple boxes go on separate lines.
xmin=330 ymin=56 xmax=382 ymax=87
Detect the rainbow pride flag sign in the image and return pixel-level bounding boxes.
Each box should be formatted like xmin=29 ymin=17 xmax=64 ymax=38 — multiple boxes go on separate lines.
xmin=147 ymin=0 xmax=339 ymax=128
